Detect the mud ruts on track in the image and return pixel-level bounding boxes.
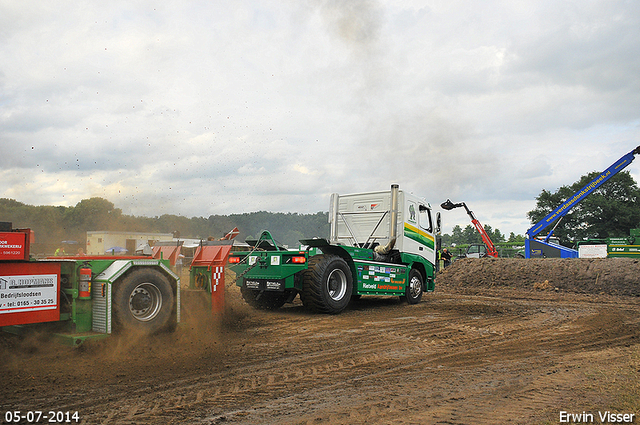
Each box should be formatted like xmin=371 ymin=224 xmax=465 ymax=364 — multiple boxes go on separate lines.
xmin=438 ymin=257 xmax=640 ymax=296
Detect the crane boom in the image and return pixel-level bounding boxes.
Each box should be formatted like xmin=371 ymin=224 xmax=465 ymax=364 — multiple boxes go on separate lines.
xmin=527 ymin=146 xmax=640 ymax=239
xmin=525 ymin=145 xmax=640 ymax=258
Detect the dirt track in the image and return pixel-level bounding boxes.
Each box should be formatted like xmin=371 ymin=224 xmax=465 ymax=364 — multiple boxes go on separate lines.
xmin=2 ymin=259 xmax=640 ymax=425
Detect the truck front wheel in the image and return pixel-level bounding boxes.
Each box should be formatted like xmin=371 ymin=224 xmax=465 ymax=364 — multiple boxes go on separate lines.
xmin=303 ymin=255 xmax=353 ymax=314
xmin=113 ymin=268 xmax=175 ymax=334
xmin=403 ymin=269 xmax=423 ymax=304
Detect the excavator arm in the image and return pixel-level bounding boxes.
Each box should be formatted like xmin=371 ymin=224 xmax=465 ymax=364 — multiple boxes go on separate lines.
xmin=441 ymin=200 xmax=499 ymax=258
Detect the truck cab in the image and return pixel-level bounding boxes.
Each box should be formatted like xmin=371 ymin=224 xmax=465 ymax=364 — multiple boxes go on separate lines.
xmin=329 ymin=187 xmax=437 ymax=267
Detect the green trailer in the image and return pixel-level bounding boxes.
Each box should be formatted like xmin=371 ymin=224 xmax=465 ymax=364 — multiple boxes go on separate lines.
xmin=228 ymin=185 xmax=440 ymax=314
xmin=578 ymin=228 xmax=640 ymax=258
xmin=0 ymin=225 xmax=180 ymax=346
xmin=608 ymin=228 xmax=640 ymax=258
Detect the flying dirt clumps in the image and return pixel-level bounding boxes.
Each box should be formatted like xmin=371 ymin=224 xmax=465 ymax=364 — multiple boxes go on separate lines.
xmin=438 ymin=258 xmax=640 ymax=297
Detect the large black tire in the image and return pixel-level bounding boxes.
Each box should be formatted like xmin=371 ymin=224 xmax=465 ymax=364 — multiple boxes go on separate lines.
xmin=241 ymin=286 xmax=291 ymax=310
xmin=403 ymin=269 xmax=423 ymax=304
xmin=113 ymin=268 xmax=175 ymax=334
xmin=302 ymin=255 xmax=353 ymax=314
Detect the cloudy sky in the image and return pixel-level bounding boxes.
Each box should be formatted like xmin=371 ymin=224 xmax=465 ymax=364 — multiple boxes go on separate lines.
xmin=2 ymin=0 xmax=639 ymax=237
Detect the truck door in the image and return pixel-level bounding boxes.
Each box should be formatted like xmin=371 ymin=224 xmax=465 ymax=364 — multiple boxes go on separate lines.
xmin=417 ymin=204 xmax=437 ymax=265
xmin=402 ymin=198 xmax=436 ymax=265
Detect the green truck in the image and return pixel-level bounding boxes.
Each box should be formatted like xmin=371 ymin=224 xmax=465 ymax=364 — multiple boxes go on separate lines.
xmin=228 ymin=185 xmax=440 ymax=314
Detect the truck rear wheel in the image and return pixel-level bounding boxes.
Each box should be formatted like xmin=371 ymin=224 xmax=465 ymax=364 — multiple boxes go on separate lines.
xmin=302 ymin=255 xmax=353 ymax=314
xmin=241 ymin=286 xmax=290 ymax=310
xmin=113 ymin=268 xmax=175 ymax=334
xmin=404 ymin=269 xmax=423 ymax=304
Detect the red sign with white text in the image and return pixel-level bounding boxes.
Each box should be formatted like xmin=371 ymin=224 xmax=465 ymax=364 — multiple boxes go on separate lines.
xmin=0 ymin=262 xmax=60 ymax=326
xmin=0 ymin=232 xmax=27 ymax=260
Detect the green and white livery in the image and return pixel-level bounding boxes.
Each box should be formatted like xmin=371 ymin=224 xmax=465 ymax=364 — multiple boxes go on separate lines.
xmin=229 ymin=185 xmax=440 ymax=314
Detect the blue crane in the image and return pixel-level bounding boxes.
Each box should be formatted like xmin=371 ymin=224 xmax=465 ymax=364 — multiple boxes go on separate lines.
xmin=525 ymin=146 xmax=640 ymax=258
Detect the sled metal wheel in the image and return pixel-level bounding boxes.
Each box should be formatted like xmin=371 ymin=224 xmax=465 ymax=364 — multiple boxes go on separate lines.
xmin=128 ymin=283 xmax=163 ymax=322
xmin=113 ymin=268 xmax=175 ymax=334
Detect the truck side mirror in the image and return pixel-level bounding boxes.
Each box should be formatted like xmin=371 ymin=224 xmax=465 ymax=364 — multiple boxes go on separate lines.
xmin=435 ymin=212 xmax=441 ymax=234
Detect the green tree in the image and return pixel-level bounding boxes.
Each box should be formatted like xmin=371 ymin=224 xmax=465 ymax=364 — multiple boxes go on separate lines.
xmin=65 ymin=198 xmax=122 ymax=232
xmin=451 ymin=225 xmax=464 ymax=244
xmin=462 ymin=224 xmax=479 ymax=244
xmin=508 ymin=232 xmax=525 ymax=243
xmin=527 ymin=170 xmax=640 ymax=242
xmin=491 ymin=227 xmax=505 ymax=243
xmin=439 ymin=233 xmax=452 ymax=247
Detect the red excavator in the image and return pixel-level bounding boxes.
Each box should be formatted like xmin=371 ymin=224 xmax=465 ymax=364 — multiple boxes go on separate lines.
xmin=440 ymin=199 xmax=499 ymax=258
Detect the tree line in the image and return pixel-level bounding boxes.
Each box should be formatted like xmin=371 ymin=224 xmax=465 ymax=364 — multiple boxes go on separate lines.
xmin=439 ymin=224 xmax=525 ymax=248
xmin=2 ymin=169 xmax=637 ymax=254
xmin=0 ymin=195 xmax=518 ymax=251
xmin=0 ymin=197 xmax=329 ymax=251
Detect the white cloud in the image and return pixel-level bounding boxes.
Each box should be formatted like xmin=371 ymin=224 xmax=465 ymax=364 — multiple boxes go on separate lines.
xmin=1 ymin=0 xmax=640 ymax=237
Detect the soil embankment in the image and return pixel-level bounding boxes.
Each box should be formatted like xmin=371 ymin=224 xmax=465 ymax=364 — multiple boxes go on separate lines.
xmin=439 ymin=257 xmax=640 ymax=296
xmin=1 ymin=259 xmax=639 ymax=424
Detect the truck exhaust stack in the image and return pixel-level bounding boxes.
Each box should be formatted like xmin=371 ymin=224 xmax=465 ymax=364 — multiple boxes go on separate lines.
xmin=375 ymin=184 xmax=399 ymax=255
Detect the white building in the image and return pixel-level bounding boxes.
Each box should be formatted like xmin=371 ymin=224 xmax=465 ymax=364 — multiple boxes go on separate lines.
xmin=86 ymin=231 xmax=174 ymax=255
